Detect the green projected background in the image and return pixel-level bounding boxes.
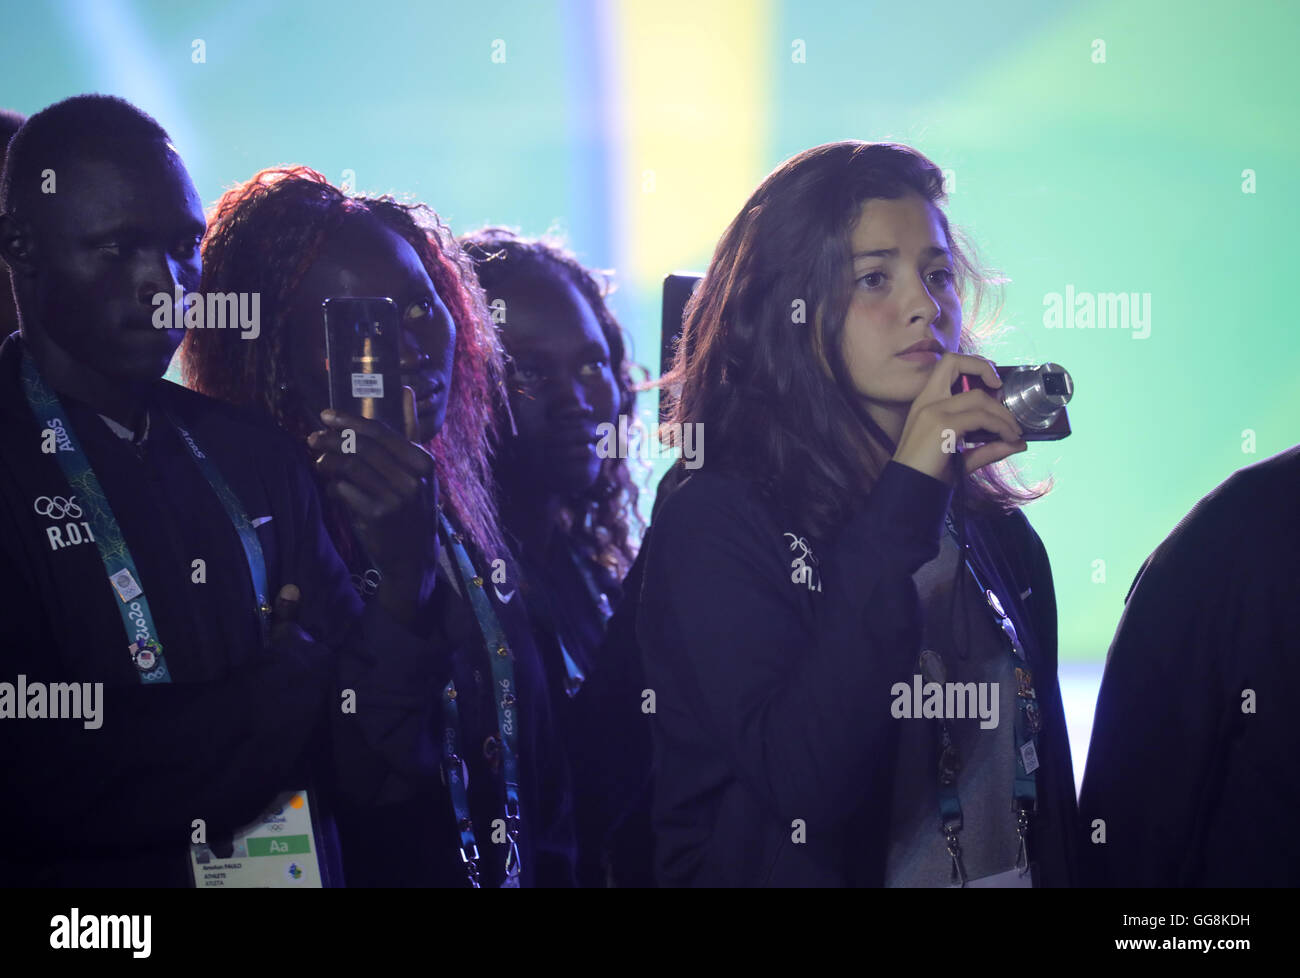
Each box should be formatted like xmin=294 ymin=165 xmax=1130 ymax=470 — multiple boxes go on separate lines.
xmin=2 ymin=0 xmax=1296 ymax=671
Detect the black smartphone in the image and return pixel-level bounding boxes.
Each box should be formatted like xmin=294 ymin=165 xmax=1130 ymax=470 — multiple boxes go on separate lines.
xmin=323 ymin=297 xmax=405 ymax=434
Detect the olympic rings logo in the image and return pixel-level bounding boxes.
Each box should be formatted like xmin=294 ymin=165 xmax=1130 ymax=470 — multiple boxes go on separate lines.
xmin=34 ymin=495 xmax=82 ymax=519
xmin=349 ymin=567 xmax=383 ymax=596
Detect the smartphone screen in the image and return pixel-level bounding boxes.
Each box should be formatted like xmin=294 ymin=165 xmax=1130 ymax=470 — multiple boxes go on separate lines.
xmin=323 ymin=296 xmax=405 ymax=434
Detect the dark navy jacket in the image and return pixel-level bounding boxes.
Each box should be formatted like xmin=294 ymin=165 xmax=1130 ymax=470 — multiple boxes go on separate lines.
xmin=521 ymin=534 xmax=655 ymax=887
xmin=1080 ymin=445 xmax=1300 ymax=886
xmin=636 ymin=460 xmax=1081 ymax=887
xmin=0 ymin=333 xmax=440 ymax=887
xmin=335 ymin=518 xmax=579 ymax=888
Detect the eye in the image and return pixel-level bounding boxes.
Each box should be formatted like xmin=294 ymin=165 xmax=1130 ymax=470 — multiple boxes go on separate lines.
xmin=96 ymin=242 xmax=124 ymax=257
xmin=579 ymin=357 xmax=609 ymax=378
xmin=510 ymin=362 xmax=542 ymax=384
xmin=856 ymin=271 xmax=886 ymax=291
xmin=928 ymin=268 xmax=955 ymax=289
xmin=405 ymin=297 xmax=435 ymax=321
xmin=171 ymin=236 xmax=201 ymax=261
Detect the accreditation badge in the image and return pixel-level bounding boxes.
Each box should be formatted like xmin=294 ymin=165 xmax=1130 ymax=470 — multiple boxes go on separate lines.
xmin=189 ymin=789 xmax=323 ymax=888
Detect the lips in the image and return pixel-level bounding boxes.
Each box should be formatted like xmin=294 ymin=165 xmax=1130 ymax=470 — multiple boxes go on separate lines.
xmin=899 ymin=339 xmax=945 ymax=356
xmin=129 ymin=315 xmax=174 ymax=331
xmin=404 ymin=378 xmax=443 ymax=422
xmin=127 ymin=321 xmax=180 ymax=339
xmin=409 ymin=376 xmax=446 ymax=401
xmin=556 ymin=428 xmax=599 ymax=448
xmin=549 ymin=429 xmax=600 ymax=460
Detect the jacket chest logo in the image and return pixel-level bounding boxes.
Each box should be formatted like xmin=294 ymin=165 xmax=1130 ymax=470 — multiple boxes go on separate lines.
xmin=784 ymin=533 xmax=822 ymax=592
xmin=33 ymin=494 xmax=95 ymax=551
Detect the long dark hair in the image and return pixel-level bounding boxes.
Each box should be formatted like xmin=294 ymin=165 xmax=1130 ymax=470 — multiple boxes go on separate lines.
xmin=460 ymin=227 xmax=645 ymax=576
xmin=180 ymin=166 xmax=507 ymax=563
xmin=660 ymin=141 xmax=1051 ymax=540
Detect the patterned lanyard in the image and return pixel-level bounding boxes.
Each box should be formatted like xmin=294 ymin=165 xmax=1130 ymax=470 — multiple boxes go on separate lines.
xmin=435 ymin=509 xmax=523 ymax=888
xmin=933 ymin=510 xmax=1042 ymax=886
xmin=20 ymin=353 xmax=271 ymax=683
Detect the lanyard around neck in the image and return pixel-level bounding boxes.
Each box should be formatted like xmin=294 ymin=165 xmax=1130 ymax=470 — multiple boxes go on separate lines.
xmin=517 ymin=538 xmax=608 ymax=699
xmin=551 ymin=542 xmax=614 ymax=697
xmin=567 ymin=543 xmax=613 ymax=625
xmin=932 ymin=510 xmax=1042 ymax=886
xmin=21 ymin=353 xmax=271 ymax=683
xmin=436 ymin=509 xmax=524 ymax=888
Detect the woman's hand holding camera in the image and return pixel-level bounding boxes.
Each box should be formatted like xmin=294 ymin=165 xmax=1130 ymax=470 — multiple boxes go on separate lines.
xmin=892 ymin=353 xmax=1028 ymax=487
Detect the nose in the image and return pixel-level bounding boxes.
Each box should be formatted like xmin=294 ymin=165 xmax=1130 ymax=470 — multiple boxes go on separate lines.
xmin=399 ymin=317 xmax=457 ymax=379
xmin=905 ymin=270 xmax=943 ymax=328
xmin=550 ymin=372 xmax=593 ymax=421
xmin=136 ymin=249 xmax=185 ymax=307
xmin=398 ymin=327 xmax=430 ymax=373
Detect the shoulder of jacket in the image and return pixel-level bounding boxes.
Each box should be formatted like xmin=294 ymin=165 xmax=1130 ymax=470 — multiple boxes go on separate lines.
xmin=158 ymin=381 xmax=304 ymax=460
xmin=964 ymin=505 xmax=1046 ymax=603
xmin=1199 ymin=445 xmax=1300 ymax=528
xmin=997 ymin=505 xmax=1042 ymax=552
xmin=654 ymin=468 xmax=777 ymax=531
xmin=1142 ymin=452 xmax=1297 ymax=575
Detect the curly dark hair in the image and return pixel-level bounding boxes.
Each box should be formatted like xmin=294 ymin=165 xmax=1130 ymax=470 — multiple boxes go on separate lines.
xmin=660 ymin=140 xmax=1052 ymax=542
xmin=180 ymin=165 xmax=507 ymax=564
xmin=459 ymin=227 xmax=645 ymax=576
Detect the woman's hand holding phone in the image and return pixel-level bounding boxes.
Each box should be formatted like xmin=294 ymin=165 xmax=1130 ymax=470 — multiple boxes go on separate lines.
xmin=892 ymin=353 xmax=1028 ymax=487
xmin=307 ymin=399 xmax=438 ymax=628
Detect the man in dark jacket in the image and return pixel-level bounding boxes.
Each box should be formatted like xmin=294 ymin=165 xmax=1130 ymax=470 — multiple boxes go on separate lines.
xmin=0 ymin=94 xmax=441 ymax=887
xmin=1080 ymin=445 xmax=1300 ymax=886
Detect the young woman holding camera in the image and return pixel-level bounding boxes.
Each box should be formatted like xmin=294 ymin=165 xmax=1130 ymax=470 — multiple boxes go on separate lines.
xmin=637 ymin=141 xmax=1081 ymax=887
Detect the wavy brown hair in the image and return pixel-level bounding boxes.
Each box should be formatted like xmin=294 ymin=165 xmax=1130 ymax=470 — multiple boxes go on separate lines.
xmin=460 ymin=227 xmax=645 ymax=577
xmin=660 ymin=140 xmax=1052 ymax=541
xmin=180 ymin=166 xmax=507 ymax=563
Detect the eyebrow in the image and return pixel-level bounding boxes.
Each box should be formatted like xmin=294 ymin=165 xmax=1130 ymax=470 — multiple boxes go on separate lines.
xmin=82 ymin=219 xmax=206 ymax=239
xmin=506 ymin=339 xmax=609 ymax=359
xmin=401 ymin=289 xmax=440 ymax=307
xmin=852 ymin=245 xmax=951 ymax=261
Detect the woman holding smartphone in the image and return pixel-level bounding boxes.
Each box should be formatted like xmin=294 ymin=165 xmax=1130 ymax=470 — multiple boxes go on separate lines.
xmin=181 ymin=167 xmax=576 ymax=887
xmin=638 ymin=141 xmax=1080 ymax=887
